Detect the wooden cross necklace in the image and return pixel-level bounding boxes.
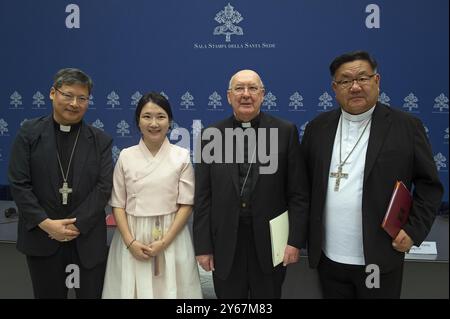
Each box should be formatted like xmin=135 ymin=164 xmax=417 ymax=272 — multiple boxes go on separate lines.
xmin=330 ymin=115 xmax=371 ymax=191
xmin=56 ymin=126 xmax=81 ymax=205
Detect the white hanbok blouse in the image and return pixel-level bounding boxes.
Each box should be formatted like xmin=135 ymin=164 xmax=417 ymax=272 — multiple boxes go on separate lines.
xmin=109 ymin=138 xmax=194 ymax=216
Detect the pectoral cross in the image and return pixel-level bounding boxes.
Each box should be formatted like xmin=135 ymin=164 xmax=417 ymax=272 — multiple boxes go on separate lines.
xmin=330 ymin=165 xmax=348 ymax=191
xmin=59 ymin=182 xmax=72 ymax=205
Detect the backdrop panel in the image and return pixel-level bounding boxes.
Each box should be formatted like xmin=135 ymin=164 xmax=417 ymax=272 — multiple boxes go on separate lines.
xmin=0 ymin=0 xmax=448 ymax=200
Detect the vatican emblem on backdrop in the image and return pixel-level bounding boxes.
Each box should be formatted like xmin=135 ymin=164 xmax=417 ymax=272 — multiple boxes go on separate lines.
xmin=92 ymin=119 xmax=105 ymax=131
xmin=288 ymin=92 xmax=306 ymax=112
xmin=318 ymin=92 xmax=334 ymax=111
xmin=116 ymin=120 xmax=131 ymax=138
xmin=88 ymin=94 xmax=94 ymax=108
xmin=378 ymin=92 xmax=391 ymax=106
xmin=180 ymin=92 xmax=196 ymax=111
xmin=433 ymin=93 xmax=449 ymax=113
xmin=9 ymin=91 xmax=23 ymax=109
xmin=0 ymin=119 xmax=9 ymax=136
xmin=194 ymin=2 xmax=275 ymax=50
xmin=213 ymin=3 xmax=244 ymax=42
xmin=107 ymin=91 xmax=121 ymax=110
xmin=130 ymin=91 xmax=143 ymax=109
xmin=160 ymin=91 xmax=169 ymax=101
xmin=32 ymin=91 xmax=46 ymax=109
xmin=434 ymin=153 xmax=447 ymax=172
xmin=112 ymin=145 xmax=121 ymax=163
xmin=262 ymin=92 xmax=278 ymax=111
xmin=402 ymin=93 xmax=420 ymax=113
xmin=207 ymin=91 xmax=224 ymax=111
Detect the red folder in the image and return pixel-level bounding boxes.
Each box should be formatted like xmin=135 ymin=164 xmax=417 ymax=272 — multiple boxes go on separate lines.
xmin=381 ymin=181 xmax=412 ymax=238
xmin=106 ymin=214 xmax=116 ymax=227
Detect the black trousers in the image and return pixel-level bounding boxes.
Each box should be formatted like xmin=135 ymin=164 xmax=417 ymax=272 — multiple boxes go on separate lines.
xmin=213 ymin=219 xmax=286 ymax=299
xmin=26 ymin=241 xmax=106 ymax=299
xmin=317 ymin=252 xmax=403 ymax=299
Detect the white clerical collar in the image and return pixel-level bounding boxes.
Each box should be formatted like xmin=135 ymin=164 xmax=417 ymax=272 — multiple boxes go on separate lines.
xmin=341 ymin=105 xmax=375 ymax=122
xmin=59 ymin=124 xmax=71 ymax=132
xmin=233 ymin=112 xmax=261 ymax=128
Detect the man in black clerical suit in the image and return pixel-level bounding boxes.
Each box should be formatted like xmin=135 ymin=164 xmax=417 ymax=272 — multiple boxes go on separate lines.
xmin=8 ymin=68 xmax=113 ymax=298
xmin=300 ymin=51 xmax=443 ymax=298
xmin=194 ymin=69 xmax=308 ymax=298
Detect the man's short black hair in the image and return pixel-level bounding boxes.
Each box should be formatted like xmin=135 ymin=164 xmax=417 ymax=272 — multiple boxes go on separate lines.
xmin=53 ymin=68 xmax=93 ymax=94
xmin=329 ymin=51 xmax=378 ymax=77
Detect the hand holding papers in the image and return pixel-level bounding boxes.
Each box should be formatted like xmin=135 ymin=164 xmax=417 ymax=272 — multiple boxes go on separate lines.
xmin=269 ymin=211 xmax=288 ymax=267
xmin=405 ymin=241 xmax=438 ymax=260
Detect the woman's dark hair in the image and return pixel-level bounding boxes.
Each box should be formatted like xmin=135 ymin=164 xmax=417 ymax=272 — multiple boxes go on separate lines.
xmin=135 ymin=92 xmax=173 ymax=128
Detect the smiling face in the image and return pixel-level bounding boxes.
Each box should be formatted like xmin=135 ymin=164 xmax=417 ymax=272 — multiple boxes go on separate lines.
xmin=332 ymin=60 xmax=380 ymax=115
xmin=138 ymin=102 xmax=170 ymax=146
xmin=50 ymin=84 xmax=90 ymax=125
xmin=227 ymin=70 xmax=265 ymax=122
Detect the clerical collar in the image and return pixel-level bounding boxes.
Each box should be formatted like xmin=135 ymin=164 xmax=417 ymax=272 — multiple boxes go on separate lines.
xmin=53 ymin=118 xmax=82 ymax=133
xmin=233 ymin=112 xmax=261 ymax=128
xmin=341 ymin=105 xmax=375 ymax=122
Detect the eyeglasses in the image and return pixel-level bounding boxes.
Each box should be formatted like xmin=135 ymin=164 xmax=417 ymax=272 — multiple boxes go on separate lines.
xmin=333 ymin=74 xmax=377 ymax=89
xmin=54 ymin=87 xmax=89 ymax=104
xmin=229 ymin=85 xmax=264 ymax=95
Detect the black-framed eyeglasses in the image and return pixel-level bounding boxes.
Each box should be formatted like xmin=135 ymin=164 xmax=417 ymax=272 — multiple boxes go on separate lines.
xmin=54 ymin=87 xmax=89 ymax=104
xmin=333 ymin=74 xmax=377 ymax=89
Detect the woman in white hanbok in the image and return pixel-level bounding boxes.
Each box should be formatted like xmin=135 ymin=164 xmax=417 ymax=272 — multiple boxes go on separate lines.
xmin=102 ymin=92 xmax=202 ymax=299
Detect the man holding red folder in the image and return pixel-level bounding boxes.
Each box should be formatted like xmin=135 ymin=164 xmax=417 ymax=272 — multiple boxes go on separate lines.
xmin=300 ymin=51 xmax=443 ymax=298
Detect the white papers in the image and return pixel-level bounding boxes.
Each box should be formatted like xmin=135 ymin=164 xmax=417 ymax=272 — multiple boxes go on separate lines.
xmin=269 ymin=211 xmax=288 ymax=267
xmin=405 ymin=241 xmax=438 ymax=260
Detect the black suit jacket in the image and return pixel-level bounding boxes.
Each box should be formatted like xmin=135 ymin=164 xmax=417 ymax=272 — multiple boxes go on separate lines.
xmin=301 ymin=103 xmax=443 ymax=273
xmin=194 ymin=112 xmax=309 ymax=279
xmin=8 ymin=115 xmax=113 ymax=269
